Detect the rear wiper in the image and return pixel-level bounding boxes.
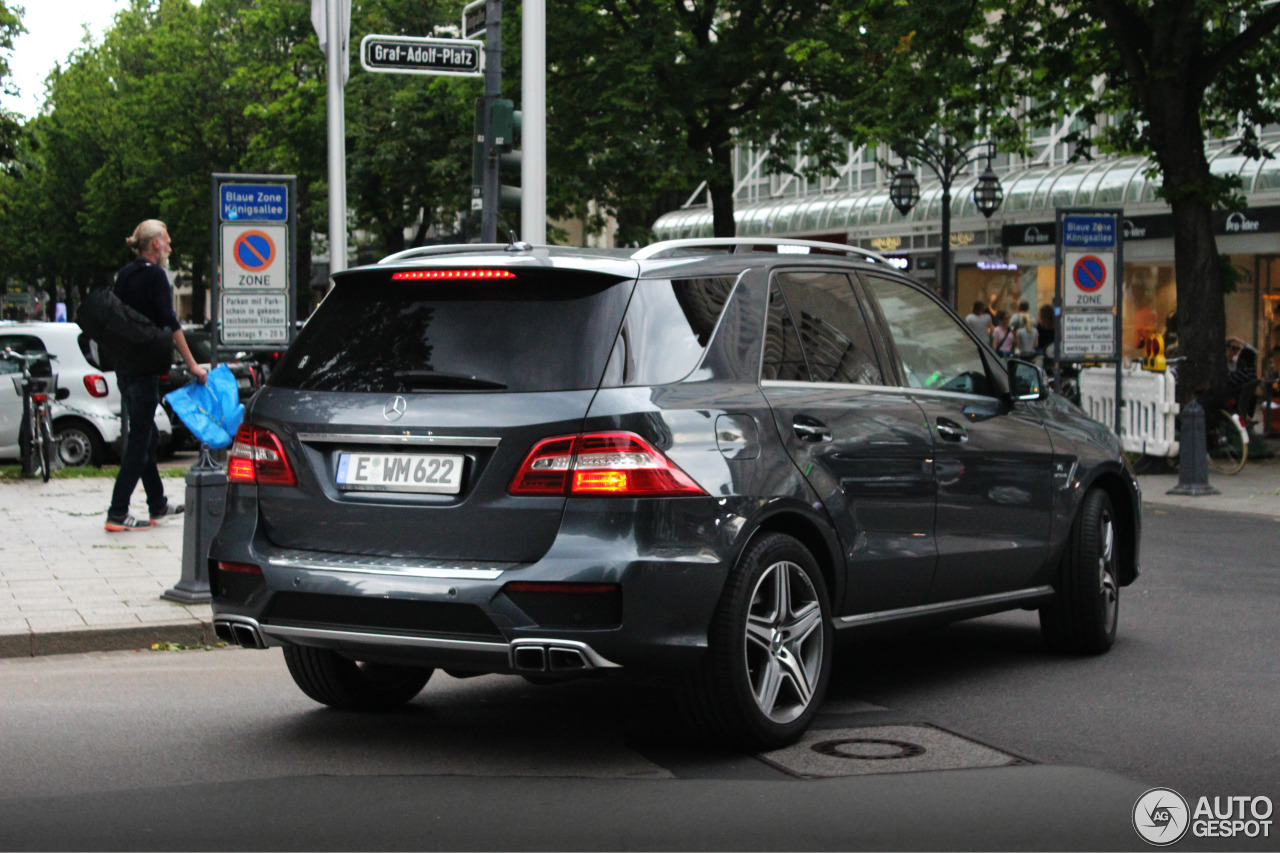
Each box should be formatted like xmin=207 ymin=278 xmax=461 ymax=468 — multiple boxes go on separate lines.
xmin=392 ymin=370 xmax=507 ymax=390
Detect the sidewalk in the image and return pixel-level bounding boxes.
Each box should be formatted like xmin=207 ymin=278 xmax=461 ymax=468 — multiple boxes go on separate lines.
xmin=0 ymin=464 xmax=213 ymax=658
xmin=2 ymin=452 xmax=1278 ymax=660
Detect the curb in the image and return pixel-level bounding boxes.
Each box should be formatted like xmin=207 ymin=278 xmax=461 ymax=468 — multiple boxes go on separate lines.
xmin=0 ymin=620 xmax=216 ymax=659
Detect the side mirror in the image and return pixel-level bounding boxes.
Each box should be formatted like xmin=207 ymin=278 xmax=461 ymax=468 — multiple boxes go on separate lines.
xmin=56 ymin=387 xmax=71 ymax=401
xmin=1008 ymin=359 xmax=1048 ymax=402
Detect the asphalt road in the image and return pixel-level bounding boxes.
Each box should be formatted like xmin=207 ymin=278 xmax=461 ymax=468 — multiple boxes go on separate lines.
xmin=0 ymin=506 xmax=1275 ymax=851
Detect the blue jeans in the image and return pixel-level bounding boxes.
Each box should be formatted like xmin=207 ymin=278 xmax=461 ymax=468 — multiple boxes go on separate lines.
xmin=108 ymin=371 xmax=166 ymax=520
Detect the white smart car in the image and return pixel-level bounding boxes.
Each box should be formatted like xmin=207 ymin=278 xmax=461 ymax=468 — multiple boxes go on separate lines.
xmin=0 ymin=322 xmax=172 ymax=467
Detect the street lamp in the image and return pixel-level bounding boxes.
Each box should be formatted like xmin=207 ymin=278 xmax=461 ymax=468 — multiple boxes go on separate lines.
xmin=889 ymin=139 xmax=1004 ymax=307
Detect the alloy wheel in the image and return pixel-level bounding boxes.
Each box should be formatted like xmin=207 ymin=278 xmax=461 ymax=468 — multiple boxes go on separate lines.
xmin=743 ymin=560 xmax=824 ymax=724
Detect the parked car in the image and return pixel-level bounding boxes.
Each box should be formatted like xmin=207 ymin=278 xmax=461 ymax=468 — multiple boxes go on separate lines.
xmin=209 ymin=239 xmax=1142 ymax=749
xmin=0 ymin=322 xmax=172 ymax=467
xmin=159 ymin=326 xmax=262 ymax=450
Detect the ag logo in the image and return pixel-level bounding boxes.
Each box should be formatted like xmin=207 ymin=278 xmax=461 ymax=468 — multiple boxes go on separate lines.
xmin=1133 ymin=787 xmax=1190 ymax=846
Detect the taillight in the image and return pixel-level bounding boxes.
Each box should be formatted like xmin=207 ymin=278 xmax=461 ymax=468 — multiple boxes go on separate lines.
xmin=228 ymin=424 xmax=296 ymax=486
xmin=32 ymin=394 xmax=47 ymax=404
xmin=509 ymin=431 xmax=704 ymax=497
xmin=84 ymin=375 xmax=110 ymax=397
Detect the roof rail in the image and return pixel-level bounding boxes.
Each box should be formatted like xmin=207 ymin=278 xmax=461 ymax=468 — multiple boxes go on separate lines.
xmin=631 ymin=237 xmax=893 ymax=265
xmin=377 ymin=243 xmax=510 ymax=265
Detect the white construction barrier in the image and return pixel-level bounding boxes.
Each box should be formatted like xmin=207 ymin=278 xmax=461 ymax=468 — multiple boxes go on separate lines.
xmin=1079 ymin=364 xmax=1180 ymax=457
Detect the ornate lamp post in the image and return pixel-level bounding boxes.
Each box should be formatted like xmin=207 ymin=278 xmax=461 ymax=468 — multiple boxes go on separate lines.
xmin=889 ymin=138 xmax=1004 ymax=307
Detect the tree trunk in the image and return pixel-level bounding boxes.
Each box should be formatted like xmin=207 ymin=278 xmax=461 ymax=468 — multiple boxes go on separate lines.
xmin=708 ymin=130 xmax=736 ymax=238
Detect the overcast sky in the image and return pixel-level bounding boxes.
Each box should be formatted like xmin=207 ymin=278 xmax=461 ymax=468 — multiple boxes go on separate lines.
xmin=2 ymin=0 xmax=133 ymax=120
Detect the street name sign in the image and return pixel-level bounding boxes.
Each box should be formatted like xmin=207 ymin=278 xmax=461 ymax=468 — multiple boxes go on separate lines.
xmin=462 ymin=0 xmax=487 ymax=39
xmin=359 ymin=34 xmax=483 ymax=77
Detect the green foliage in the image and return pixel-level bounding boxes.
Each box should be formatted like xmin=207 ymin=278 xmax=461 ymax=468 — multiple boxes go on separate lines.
xmin=0 ymin=0 xmax=476 ymax=313
xmin=545 ymin=0 xmax=880 ymax=241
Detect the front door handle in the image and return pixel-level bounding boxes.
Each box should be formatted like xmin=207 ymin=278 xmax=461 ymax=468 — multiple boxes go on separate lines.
xmin=792 ymin=417 xmax=832 ymax=443
xmin=936 ymin=418 xmax=968 ymax=442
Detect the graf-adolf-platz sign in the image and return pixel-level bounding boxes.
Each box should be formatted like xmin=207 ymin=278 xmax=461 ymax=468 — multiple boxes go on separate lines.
xmin=212 ymin=175 xmax=297 ymax=349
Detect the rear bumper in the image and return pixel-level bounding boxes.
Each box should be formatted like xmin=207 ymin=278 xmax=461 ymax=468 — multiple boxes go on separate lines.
xmin=208 ymin=494 xmax=749 ymax=674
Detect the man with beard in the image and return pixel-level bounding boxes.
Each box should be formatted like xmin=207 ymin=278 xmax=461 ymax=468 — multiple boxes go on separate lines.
xmin=105 ymin=219 xmax=207 ymax=532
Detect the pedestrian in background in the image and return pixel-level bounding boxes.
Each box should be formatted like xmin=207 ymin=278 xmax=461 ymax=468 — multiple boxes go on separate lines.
xmin=965 ymin=301 xmax=993 ymax=343
xmin=105 ymin=220 xmax=207 ymax=532
xmin=1015 ymin=309 xmax=1039 ymax=360
xmin=1036 ymin=304 xmax=1056 ymax=359
xmin=991 ymin=310 xmax=1015 ymax=357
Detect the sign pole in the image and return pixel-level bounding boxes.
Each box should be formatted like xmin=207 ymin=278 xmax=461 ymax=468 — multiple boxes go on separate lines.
xmin=326 ymin=0 xmax=348 ymax=276
xmin=522 ymin=0 xmax=545 ymax=244
xmin=480 ymin=0 xmax=502 ymax=243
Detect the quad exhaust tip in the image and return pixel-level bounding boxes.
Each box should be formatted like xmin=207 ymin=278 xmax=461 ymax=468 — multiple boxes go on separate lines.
xmin=510 ymin=641 xmax=593 ymax=673
xmin=214 ymin=619 xmax=267 ymax=650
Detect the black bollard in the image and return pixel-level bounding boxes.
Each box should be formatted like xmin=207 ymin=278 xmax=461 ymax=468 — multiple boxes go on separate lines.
xmin=1167 ymin=400 xmax=1220 ymax=496
xmin=162 ymin=444 xmax=227 ymax=603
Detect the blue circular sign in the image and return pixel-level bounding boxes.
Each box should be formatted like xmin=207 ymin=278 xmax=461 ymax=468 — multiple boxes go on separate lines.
xmin=1072 ymin=255 xmax=1106 ymax=292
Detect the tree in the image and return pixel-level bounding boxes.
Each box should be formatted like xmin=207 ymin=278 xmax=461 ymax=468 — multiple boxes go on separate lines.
xmin=0 ymin=0 xmax=23 ymax=165
xmin=992 ymin=1 xmax=1280 ymax=402
xmin=546 ymin=1 xmax=873 ymax=243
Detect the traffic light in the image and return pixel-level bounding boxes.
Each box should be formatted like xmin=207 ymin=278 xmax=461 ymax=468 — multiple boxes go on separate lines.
xmin=491 ymin=99 xmax=522 ymax=209
xmin=1141 ymin=333 xmax=1166 ymax=371
xmin=472 ymin=98 xmax=522 ymax=215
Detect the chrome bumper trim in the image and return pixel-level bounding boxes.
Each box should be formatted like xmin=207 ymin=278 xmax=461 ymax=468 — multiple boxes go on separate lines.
xmin=836 ymin=586 xmax=1056 ymax=627
xmin=265 ymin=550 xmax=512 ymax=581
xmin=260 ymin=623 xmax=511 ymax=655
xmin=297 ymin=432 xmax=501 ymax=447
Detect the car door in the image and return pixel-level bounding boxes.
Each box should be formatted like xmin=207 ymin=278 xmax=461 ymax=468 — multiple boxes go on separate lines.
xmin=858 ymin=274 xmax=1055 ymax=602
xmin=759 ymin=270 xmax=937 ymax=616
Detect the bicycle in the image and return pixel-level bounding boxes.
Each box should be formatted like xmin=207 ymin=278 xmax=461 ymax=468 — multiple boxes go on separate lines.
xmin=2 ymin=347 xmax=59 ymax=482
xmin=1161 ymin=357 xmax=1251 ymax=475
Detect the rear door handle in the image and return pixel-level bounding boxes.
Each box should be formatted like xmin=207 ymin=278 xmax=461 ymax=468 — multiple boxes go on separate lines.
xmin=792 ymin=417 xmax=832 ymax=443
xmin=936 ymin=419 xmax=967 ymax=442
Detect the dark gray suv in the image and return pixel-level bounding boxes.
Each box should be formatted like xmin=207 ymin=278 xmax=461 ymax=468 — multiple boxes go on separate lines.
xmin=209 ymin=238 xmax=1141 ymax=748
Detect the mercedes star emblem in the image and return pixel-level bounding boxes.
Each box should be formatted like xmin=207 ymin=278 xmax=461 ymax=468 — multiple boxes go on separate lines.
xmin=383 ymin=395 xmax=407 ymax=421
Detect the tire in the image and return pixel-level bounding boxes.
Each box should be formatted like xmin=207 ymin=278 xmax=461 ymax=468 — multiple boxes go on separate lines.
xmin=1040 ymin=488 xmax=1120 ymax=655
xmin=282 ymin=646 xmax=433 ymax=711
xmin=1207 ymin=409 xmax=1247 ymax=475
xmin=682 ymin=532 xmax=833 ymax=750
xmin=37 ymin=413 xmax=55 ymax=482
xmin=55 ymin=419 xmax=106 ymax=468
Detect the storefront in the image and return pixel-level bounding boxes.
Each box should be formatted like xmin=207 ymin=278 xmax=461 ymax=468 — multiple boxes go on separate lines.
xmin=652 ymin=148 xmax=1280 ymax=361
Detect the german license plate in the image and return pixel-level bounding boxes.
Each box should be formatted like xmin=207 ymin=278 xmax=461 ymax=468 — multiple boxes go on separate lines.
xmin=335 ymin=452 xmax=465 ymax=494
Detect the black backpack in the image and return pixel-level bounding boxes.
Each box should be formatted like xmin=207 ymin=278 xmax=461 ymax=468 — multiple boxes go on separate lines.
xmin=76 ymin=270 xmax=173 ymax=375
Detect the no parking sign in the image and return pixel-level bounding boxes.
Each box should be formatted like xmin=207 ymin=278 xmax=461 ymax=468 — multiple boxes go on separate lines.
xmin=1064 ymin=250 xmax=1115 ymax=307
xmin=212 ymin=173 xmax=296 ymax=351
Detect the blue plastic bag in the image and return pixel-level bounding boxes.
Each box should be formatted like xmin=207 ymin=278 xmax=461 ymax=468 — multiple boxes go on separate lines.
xmin=163 ymin=364 xmax=245 ymax=449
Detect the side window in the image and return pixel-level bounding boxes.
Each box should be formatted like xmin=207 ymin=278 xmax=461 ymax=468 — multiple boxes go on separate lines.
xmin=774 ymin=272 xmax=884 ymax=385
xmin=602 ymin=276 xmax=737 ymax=386
xmin=762 ymin=281 xmax=810 ymax=381
xmin=0 ymin=335 xmax=51 ymax=377
xmin=859 ymin=275 xmax=994 ymax=396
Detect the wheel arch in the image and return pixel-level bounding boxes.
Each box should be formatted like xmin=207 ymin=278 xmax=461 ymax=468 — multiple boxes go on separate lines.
xmin=738 ymin=506 xmax=843 ymax=608
xmin=1083 ymin=470 xmax=1139 ymax=587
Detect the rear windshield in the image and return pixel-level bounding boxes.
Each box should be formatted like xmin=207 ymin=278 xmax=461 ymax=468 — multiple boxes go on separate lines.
xmin=269 ymin=268 xmax=634 ymax=393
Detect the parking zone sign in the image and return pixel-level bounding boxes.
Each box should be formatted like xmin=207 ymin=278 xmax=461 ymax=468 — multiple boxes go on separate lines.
xmin=1064 ymin=251 xmax=1115 ymax=308
xmin=221 ymin=224 xmax=287 ymax=290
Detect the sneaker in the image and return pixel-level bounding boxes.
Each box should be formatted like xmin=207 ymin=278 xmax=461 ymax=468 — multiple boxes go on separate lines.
xmin=149 ymin=501 xmax=185 ymax=522
xmin=105 ymin=515 xmax=153 ymax=532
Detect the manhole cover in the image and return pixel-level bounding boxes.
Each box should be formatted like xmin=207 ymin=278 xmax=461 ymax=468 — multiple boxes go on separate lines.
xmin=759 ymin=724 xmax=1026 ymax=778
